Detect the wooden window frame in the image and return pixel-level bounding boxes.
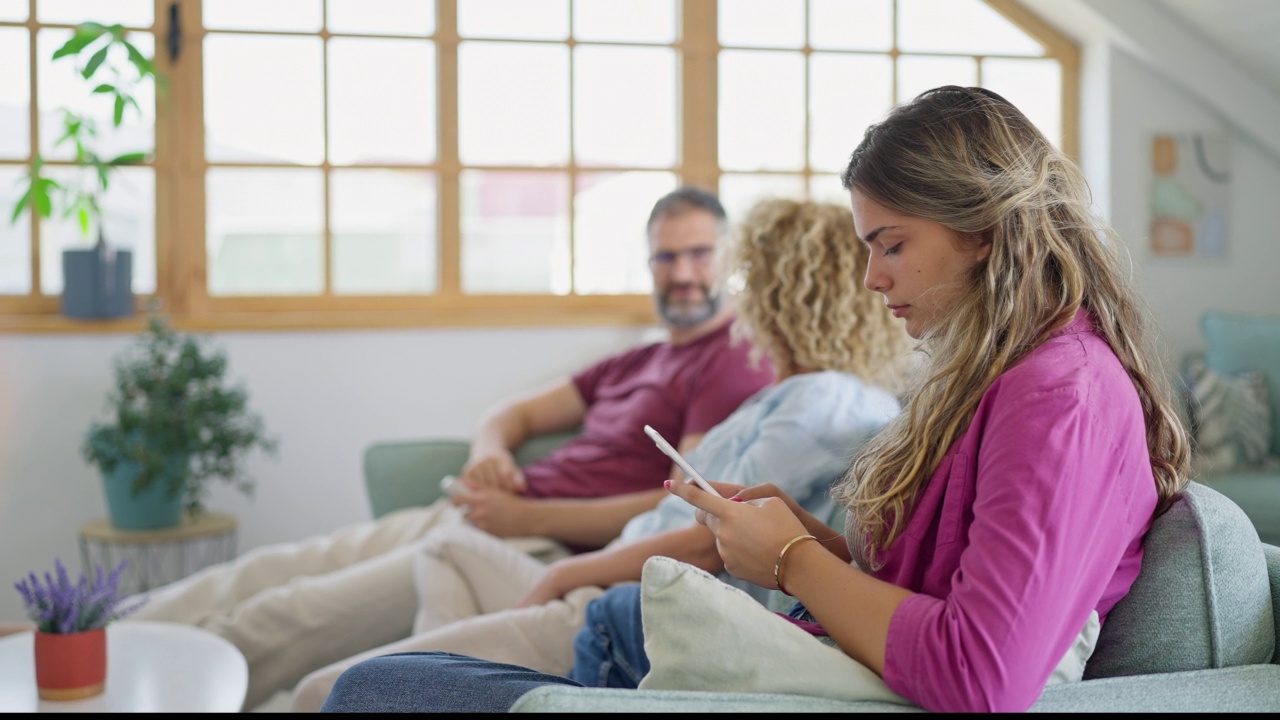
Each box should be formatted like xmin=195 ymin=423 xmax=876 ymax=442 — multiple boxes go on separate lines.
xmin=0 ymin=0 xmax=1077 ymax=334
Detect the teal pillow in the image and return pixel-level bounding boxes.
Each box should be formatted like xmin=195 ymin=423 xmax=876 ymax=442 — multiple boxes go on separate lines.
xmin=1202 ymin=312 xmax=1280 ymax=456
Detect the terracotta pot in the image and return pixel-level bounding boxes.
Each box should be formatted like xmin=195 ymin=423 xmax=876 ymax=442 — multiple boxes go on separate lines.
xmin=33 ymin=627 xmax=107 ymax=701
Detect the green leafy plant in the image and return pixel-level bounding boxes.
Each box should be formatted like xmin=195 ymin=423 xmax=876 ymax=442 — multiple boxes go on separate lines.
xmin=9 ymin=22 xmax=160 ymax=239
xmin=83 ymin=309 xmax=278 ymax=518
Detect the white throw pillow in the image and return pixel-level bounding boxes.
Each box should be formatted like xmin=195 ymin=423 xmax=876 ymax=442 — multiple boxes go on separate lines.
xmin=635 ymin=556 xmax=912 ymax=705
xmin=635 ymin=556 xmax=1099 ymax=702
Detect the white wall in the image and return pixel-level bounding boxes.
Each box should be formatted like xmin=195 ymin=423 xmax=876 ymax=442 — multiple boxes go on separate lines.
xmin=1105 ymin=48 xmax=1280 ymax=365
xmin=0 ymin=324 xmax=646 ymax=621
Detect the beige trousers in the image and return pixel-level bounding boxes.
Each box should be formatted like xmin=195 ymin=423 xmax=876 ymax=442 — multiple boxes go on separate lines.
xmin=130 ymin=499 xmax=564 ymax=711
xmin=289 ymin=522 xmax=600 ymax=713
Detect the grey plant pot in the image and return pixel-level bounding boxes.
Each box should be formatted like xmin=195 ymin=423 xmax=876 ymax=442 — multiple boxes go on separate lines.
xmin=61 ymin=244 xmax=134 ymax=319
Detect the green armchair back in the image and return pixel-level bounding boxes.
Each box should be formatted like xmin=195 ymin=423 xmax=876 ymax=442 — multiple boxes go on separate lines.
xmin=362 ymin=429 xmax=581 ymax=519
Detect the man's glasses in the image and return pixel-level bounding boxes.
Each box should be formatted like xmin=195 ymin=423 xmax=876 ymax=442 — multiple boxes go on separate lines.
xmin=649 ymin=246 xmax=716 ymax=268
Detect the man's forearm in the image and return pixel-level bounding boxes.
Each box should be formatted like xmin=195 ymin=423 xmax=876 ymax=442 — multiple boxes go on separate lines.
xmin=468 ymin=408 xmax=528 ymax=459
xmin=524 ymin=489 xmax=668 ymax=549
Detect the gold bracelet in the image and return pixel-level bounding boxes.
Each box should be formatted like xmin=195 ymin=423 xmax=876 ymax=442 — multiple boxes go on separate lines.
xmin=774 ymin=534 xmax=818 ymax=596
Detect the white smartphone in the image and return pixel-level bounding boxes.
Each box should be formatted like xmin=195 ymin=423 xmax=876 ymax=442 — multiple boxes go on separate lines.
xmin=439 ymin=474 xmax=464 ymax=497
xmin=643 ymin=425 xmax=723 ymax=498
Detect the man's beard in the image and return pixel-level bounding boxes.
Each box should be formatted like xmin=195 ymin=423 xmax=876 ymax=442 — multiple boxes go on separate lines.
xmin=655 ymin=284 xmax=722 ymax=328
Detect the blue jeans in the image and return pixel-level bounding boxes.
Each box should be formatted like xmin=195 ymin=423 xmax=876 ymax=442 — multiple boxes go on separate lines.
xmin=320 ymin=651 xmax=583 ymax=713
xmin=569 ymin=582 xmax=650 ymax=688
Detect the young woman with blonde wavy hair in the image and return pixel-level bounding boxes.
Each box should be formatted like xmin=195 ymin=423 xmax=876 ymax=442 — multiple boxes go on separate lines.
xmin=318 ymin=87 xmax=1190 ymax=714
xmin=665 ymin=85 xmax=1191 ymax=712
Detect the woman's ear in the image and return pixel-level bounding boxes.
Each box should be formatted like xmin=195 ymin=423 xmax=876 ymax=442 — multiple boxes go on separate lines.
xmin=971 ymin=230 xmax=994 ymax=263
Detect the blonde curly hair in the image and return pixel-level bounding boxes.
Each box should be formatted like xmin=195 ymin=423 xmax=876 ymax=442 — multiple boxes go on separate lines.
xmin=837 ymin=86 xmax=1190 ymax=567
xmin=725 ymin=197 xmax=911 ymax=393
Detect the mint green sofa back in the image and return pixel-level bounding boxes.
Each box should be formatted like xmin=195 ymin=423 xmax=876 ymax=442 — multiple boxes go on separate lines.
xmin=363 ymin=430 xmax=580 ymax=519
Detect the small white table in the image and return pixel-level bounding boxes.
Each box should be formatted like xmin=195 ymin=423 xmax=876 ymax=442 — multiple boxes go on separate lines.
xmin=0 ymin=621 xmax=247 ymax=713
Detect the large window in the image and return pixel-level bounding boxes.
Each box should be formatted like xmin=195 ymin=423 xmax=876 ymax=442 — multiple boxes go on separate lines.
xmin=0 ymin=0 xmax=1076 ymax=330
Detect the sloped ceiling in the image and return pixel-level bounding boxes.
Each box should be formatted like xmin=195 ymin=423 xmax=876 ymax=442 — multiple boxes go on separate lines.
xmin=1150 ymin=0 xmax=1280 ymax=99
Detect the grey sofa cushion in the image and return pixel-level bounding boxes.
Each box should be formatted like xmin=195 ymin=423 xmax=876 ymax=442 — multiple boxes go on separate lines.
xmin=1267 ymin=543 xmax=1280 ymax=663
xmin=1084 ymin=481 xmax=1275 ymax=678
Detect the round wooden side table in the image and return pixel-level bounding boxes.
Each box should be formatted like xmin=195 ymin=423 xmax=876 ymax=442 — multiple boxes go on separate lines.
xmin=77 ymin=513 xmax=238 ymax=596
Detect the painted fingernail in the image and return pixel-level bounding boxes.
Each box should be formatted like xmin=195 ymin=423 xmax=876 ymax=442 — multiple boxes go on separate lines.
xmin=664 ymin=479 xmax=672 ymax=489
xmin=730 ymin=495 xmax=744 ymax=502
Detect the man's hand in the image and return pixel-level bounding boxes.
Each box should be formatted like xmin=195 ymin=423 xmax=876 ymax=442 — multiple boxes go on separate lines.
xmin=451 ymin=485 xmax=535 ymax=537
xmin=460 ymin=451 xmax=527 ymax=493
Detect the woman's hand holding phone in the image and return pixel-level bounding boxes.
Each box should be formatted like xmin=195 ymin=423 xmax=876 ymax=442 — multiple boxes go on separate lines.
xmin=665 ymin=477 xmax=812 ymax=590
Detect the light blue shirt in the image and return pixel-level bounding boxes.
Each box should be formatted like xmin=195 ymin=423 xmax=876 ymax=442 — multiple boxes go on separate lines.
xmin=614 ymin=370 xmax=901 ymax=606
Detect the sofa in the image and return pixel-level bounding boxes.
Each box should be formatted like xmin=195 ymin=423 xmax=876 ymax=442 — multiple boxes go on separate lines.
xmin=1181 ymin=311 xmax=1280 ymax=546
xmin=362 ymin=436 xmax=1280 ymax=713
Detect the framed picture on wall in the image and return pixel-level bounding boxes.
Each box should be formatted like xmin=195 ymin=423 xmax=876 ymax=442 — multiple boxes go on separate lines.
xmin=1150 ymin=132 xmax=1231 ymax=259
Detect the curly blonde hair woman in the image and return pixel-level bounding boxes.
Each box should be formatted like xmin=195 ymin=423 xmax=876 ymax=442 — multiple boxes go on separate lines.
xmin=728 ymin=197 xmax=911 ymax=391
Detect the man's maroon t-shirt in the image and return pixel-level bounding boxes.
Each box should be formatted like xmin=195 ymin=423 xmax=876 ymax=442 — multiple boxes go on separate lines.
xmin=522 ymin=320 xmax=773 ymax=501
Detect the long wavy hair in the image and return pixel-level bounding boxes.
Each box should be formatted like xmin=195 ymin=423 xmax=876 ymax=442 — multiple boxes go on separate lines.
xmin=834 ymin=86 xmax=1190 ymax=566
xmin=727 ymin=198 xmax=911 ymax=392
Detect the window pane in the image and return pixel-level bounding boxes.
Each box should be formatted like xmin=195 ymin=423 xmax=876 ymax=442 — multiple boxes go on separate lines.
xmin=897 ymin=55 xmax=977 ymax=104
xmin=574 ymin=46 xmax=676 ymax=168
xmin=573 ymin=0 xmax=676 ymax=43
xmin=38 ymin=0 xmax=151 ymax=26
xmin=327 ymin=0 xmax=436 ymax=36
xmin=461 ymin=170 xmax=569 ymax=294
xmin=0 ymin=164 xmax=31 ymax=294
xmin=40 ymin=165 xmax=154 ymax=294
xmin=205 ymin=34 xmax=324 ymax=165
xmin=332 ymin=169 xmax=437 ymax=294
xmin=809 ymin=173 xmax=847 ymax=205
xmin=459 ymin=42 xmax=568 ymax=166
xmin=203 ymin=0 xmax=322 ymax=32
xmin=0 ymin=28 xmax=28 ymax=159
xmin=38 ymin=29 xmax=155 ymax=161
xmin=574 ymin=171 xmax=676 ymax=295
xmin=718 ymin=173 xmax=805 ymax=228
xmin=982 ymin=58 xmax=1062 ymax=149
xmin=207 ymin=168 xmax=323 ymax=296
xmin=810 ymin=53 xmax=892 ymax=172
xmin=459 ymin=0 xmax=568 ymax=40
xmin=810 ymin=0 xmax=891 ymax=51
xmin=720 ymin=51 xmax=804 ymax=171
xmin=328 ymin=38 xmax=436 ymax=165
xmin=898 ymin=0 xmax=1043 ymax=56
xmin=0 ymin=0 xmax=27 ymax=21
xmin=719 ymin=0 xmax=803 ymax=48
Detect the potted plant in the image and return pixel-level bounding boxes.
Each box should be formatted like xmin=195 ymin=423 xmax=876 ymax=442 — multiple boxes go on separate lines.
xmin=9 ymin=22 xmax=160 ymax=319
xmin=83 ymin=309 xmax=278 ymax=530
xmin=13 ymin=558 xmax=146 ymax=700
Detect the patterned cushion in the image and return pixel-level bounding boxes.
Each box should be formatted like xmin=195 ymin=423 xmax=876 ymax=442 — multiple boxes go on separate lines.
xmin=1084 ymin=482 xmax=1274 ymax=678
xmin=1183 ymin=354 xmax=1277 ymax=474
xmin=1202 ymin=312 xmax=1280 ymax=456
